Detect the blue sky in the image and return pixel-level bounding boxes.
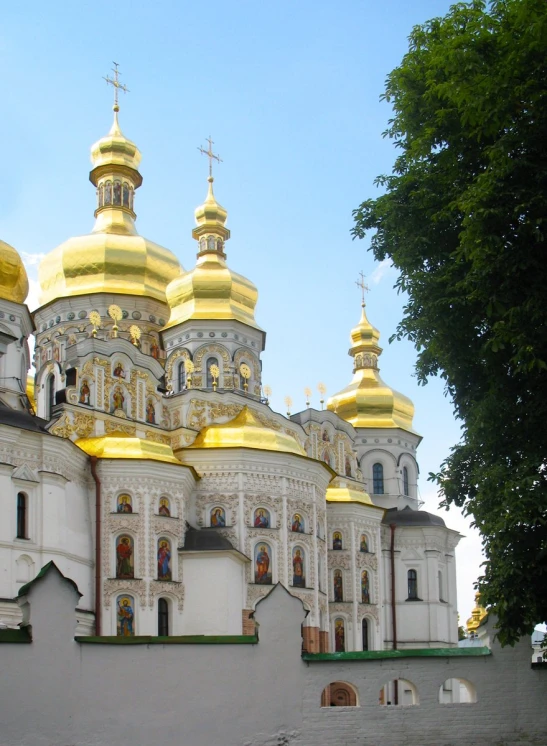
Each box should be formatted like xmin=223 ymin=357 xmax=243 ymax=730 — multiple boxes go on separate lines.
xmin=1 ymin=0 xmax=485 ymax=622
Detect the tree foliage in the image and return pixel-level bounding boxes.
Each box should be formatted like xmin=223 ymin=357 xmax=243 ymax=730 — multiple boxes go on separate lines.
xmin=352 ymin=0 xmax=547 ymax=644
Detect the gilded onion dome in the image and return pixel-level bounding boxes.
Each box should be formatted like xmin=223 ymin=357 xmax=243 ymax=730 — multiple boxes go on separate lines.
xmin=187 ymin=406 xmax=306 ymax=456
xmin=38 ymin=107 xmax=181 ymax=307
xmin=165 ymin=176 xmax=261 ymax=330
xmin=0 ymin=240 xmax=29 ymax=304
xmin=327 ymin=303 xmax=417 ymax=433
xmin=326 ymin=478 xmax=382 ymax=509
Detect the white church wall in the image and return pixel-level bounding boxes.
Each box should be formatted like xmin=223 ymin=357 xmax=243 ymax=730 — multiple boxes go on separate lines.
xmin=181 ymin=551 xmax=247 ymax=635
xmin=1 ymin=567 xmax=546 ymax=746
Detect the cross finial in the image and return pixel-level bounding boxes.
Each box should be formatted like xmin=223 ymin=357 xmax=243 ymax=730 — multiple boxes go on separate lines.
xmin=103 ymin=62 xmax=129 ymax=112
xmin=198 ymin=136 xmax=223 ymax=178
xmin=355 ymin=270 xmax=369 ymax=306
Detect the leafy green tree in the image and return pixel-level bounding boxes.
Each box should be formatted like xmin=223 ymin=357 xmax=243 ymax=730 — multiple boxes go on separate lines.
xmin=352 ymin=0 xmax=547 ymax=644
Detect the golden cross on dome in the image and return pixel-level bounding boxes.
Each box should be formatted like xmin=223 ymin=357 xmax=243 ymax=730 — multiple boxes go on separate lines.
xmin=355 ymin=270 xmax=369 ymax=305
xmin=103 ymin=62 xmax=129 ymax=111
xmin=198 ymin=136 xmax=223 ymax=178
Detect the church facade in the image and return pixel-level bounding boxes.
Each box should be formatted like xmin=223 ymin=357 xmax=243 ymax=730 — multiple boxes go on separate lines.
xmin=0 ymin=97 xmax=461 ymax=652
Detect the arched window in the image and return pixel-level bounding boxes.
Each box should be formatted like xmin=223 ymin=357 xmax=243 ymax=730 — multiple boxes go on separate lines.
xmin=403 ymin=466 xmax=409 ymax=496
xmin=47 ymin=374 xmax=56 ymax=418
xmin=379 ymin=678 xmax=419 ymax=706
xmin=16 ymin=493 xmax=27 ymax=539
xmin=177 ymin=362 xmax=185 ymax=392
xmin=206 ymin=357 xmax=219 ymax=388
xmin=321 ymin=681 xmax=358 ymax=707
xmin=373 ymin=463 xmax=384 ymax=494
xmin=407 ymin=569 xmax=418 ymax=600
xmin=158 ymin=598 xmax=169 ymax=636
xmin=362 ymin=618 xmax=369 ymax=651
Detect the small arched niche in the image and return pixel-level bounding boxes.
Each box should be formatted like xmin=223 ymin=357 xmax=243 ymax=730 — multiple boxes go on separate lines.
xmin=379 ymin=679 xmax=419 ymax=706
xmin=439 ymin=678 xmax=477 ymax=704
xmin=321 ymin=681 xmax=359 ymax=708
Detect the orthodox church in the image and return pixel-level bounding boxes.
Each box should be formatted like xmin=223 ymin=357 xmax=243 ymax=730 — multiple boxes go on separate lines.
xmin=0 ymin=88 xmax=462 ymax=653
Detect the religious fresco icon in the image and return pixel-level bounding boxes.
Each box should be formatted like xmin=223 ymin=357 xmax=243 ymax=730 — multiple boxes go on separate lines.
xmin=253 ymin=508 xmax=270 ymax=528
xmin=79 ymin=378 xmax=91 ymax=405
xmin=117 ymin=494 xmax=133 ymax=513
xmin=157 ymin=538 xmax=172 ymax=581
xmin=146 ymin=398 xmax=156 ymax=424
xmin=292 ymin=546 xmax=305 ymax=587
xmin=117 ymin=595 xmax=135 ymax=637
xmin=333 ymin=532 xmax=343 ymax=550
xmin=333 ymin=569 xmax=343 ymax=602
xmin=334 ymin=618 xmax=345 ymax=652
xmin=116 ymin=535 xmax=134 ymax=579
xmin=360 ymin=534 xmax=369 ymax=553
xmin=113 ymin=361 xmax=126 ymax=378
xmin=111 ymin=385 xmax=125 ymax=413
xmin=254 ymin=543 xmax=272 ymax=584
xmin=210 ymin=507 xmax=226 ymax=527
xmin=291 ymin=513 xmax=304 ymax=533
xmin=158 ymin=497 xmax=171 ymax=517
xmin=361 ymin=570 xmax=371 ymax=604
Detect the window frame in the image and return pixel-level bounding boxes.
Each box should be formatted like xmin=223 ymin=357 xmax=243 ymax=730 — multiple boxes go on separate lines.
xmin=158 ymin=597 xmax=169 ymax=636
xmin=372 ymin=462 xmax=384 ymax=495
xmin=16 ymin=492 xmax=27 ymax=539
xmin=407 ymin=568 xmax=418 ymax=600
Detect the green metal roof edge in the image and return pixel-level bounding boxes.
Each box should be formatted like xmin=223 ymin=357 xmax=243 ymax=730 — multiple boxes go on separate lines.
xmin=18 ymin=560 xmax=81 ymax=598
xmin=0 ymin=627 xmax=32 ymax=643
xmin=75 ymin=634 xmax=258 ymax=645
xmin=302 ymin=646 xmax=491 ymax=661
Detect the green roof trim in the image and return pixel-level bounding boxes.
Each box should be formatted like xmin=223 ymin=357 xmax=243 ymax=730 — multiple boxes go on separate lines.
xmin=75 ymin=634 xmax=258 ymax=645
xmin=18 ymin=561 xmax=81 ymax=598
xmin=303 ymin=646 xmax=491 ymax=661
xmin=0 ymin=627 xmax=32 ymax=644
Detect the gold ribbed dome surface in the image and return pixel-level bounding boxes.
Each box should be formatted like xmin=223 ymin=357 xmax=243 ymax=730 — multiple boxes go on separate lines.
xmin=0 ymin=240 xmax=29 ymax=304
xmin=165 ymin=177 xmax=261 ymax=331
xmin=186 ymin=406 xmax=306 ymax=456
xmin=75 ymin=432 xmax=182 ymax=464
xmin=327 ymin=304 xmax=416 ymax=433
xmin=326 ymin=479 xmax=376 ymax=507
xmin=38 ymin=110 xmax=182 ymax=307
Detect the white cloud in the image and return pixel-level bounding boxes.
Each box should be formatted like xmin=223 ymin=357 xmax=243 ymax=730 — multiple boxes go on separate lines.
xmin=21 ymin=251 xmax=46 ymax=268
xmin=369 ymin=258 xmax=395 ymax=285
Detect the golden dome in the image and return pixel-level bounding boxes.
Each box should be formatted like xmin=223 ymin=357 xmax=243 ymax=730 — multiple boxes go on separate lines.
xmin=165 ymin=177 xmax=261 ymax=331
xmin=466 ymin=592 xmax=488 ymax=634
xmin=38 ymin=110 xmax=181 ymax=307
xmin=0 ymin=240 xmax=29 ymax=304
xmin=327 ymin=303 xmax=417 ymax=433
xmin=326 ymin=478 xmax=381 ymax=508
xmin=186 ymin=406 xmax=306 ymax=456
xmin=75 ymin=432 xmax=182 ymax=464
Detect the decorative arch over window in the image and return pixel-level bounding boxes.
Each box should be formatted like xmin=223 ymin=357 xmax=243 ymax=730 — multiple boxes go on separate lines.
xmin=333 ymin=569 xmax=343 ymax=602
xmin=439 ymin=678 xmax=477 ymax=704
xmin=16 ymin=492 xmax=27 ymax=539
xmin=332 ymin=531 xmax=343 ymax=550
xmin=254 ymin=542 xmax=273 ymax=584
xmin=116 ymin=594 xmax=135 ymax=637
xmin=117 ymin=494 xmax=133 ymax=513
xmin=158 ymin=597 xmax=169 ymax=636
xmin=321 ymin=681 xmax=358 ymax=707
xmin=292 ymin=546 xmax=306 ymax=587
xmin=157 ymin=538 xmax=172 ymax=580
xmin=253 ymin=507 xmax=270 ymax=528
xmin=158 ymin=497 xmax=171 ymax=517
xmin=210 ymin=506 xmax=226 ymax=527
xmin=291 ymin=513 xmax=304 ymax=533
xmin=407 ymin=569 xmax=418 ymax=600
xmin=379 ymin=679 xmax=419 ymax=706
xmin=373 ymin=462 xmax=384 ymax=494
xmin=403 ymin=466 xmax=410 ymax=496
xmin=15 ymin=554 xmax=34 ymax=583
xmin=115 ymin=535 xmax=134 ymax=579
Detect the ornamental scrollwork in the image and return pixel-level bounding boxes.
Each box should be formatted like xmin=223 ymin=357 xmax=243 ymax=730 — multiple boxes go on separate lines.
xmin=187 ymin=399 xmax=207 ymax=429
xmin=193 ymin=343 xmax=230 ymax=369
xmin=246 ymin=583 xmax=272 ymax=609
xmin=148 ymin=581 xmax=185 ymax=611
xmin=327 ymin=552 xmax=351 ymax=570
xmin=103 ymin=579 xmax=147 ymax=608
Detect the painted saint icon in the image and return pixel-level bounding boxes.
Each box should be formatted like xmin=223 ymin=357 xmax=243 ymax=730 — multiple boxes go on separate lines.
xmin=113 ymin=362 xmax=125 ymax=379
xmin=333 ymin=532 xmax=343 ymax=551
xmin=253 ymin=508 xmax=270 ymax=528
xmin=333 ymin=569 xmax=343 ymax=602
xmin=345 ymin=456 xmax=352 ymax=477
xmin=79 ymin=379 xmax=91 ymax=405
xmin=158 ymin=497 xmax=171 ymax=517
xmin=146 ymin=398 xmax=156 ymax=424
xmin=104 ymin=181 xmax=112 ymax=205
xmin=292 ymin=547 xmax=305 ymax=587
xmin=150 ymin=341 xmax=160 ymax=360
xmin=291 ymin=513 xmax=304 ymax=533
xmin=122 ymin=183 xmax=130 ymax=208
xmin=116 ymin=535 xmax=134 ymax=579
xmin=254 ymin=543 xmax=272 ymax=584
xmin=117 ymin=494 xmax=133 ymax=513
xmin=113 ymin=180 xmax=122 ymax=205
xmin=117 ymin=595 xmax=135 ymax=637
xmin=360 ymin=534 xmax=369 ymax=553
xmin=157 ymin=538 xmax=172 ymax=581
xmin=210 ymin=507 xmax=226 ymax=527
xmin=334 ymin=618 xmax=345 ymax=652
xmin=361 ymin=570 xmax=371 ymax=604
xmin=111 ymin=385 xmax=125 ymax=413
